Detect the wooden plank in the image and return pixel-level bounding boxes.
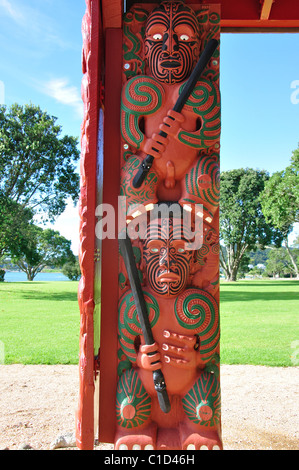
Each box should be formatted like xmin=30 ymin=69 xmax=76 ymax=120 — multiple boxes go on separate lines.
xmin=221 ymin=18 xmax=299 ymax=29
xmin=101 ymin=0 xmax=123 ymax=30
xmin=260 ymin=0 xmax=274 ymax=20
xmin=76 ymin=0 xmax=101 ymax=451
xmin=98 ymin=27 xmax=123 ymax=445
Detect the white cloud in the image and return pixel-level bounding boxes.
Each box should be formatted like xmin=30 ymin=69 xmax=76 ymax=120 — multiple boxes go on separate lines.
xmin=0 ymin=0 xmax=24 ymax=24
xmin=43 ymin=78 xmax=83 ymax=118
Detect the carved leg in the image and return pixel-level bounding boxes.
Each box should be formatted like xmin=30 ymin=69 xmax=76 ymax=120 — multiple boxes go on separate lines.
xmin=115 ymin=368 xmax=157 ymax=450
xmin=180 ymin=370 xmax=222 ymax=450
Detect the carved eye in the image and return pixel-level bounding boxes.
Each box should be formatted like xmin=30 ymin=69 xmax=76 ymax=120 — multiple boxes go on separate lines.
xmin=180 ymin=34 xmax=190 ymax=41
xmin=150 ymin=247 xmax=159 ymax=253
xmin=177 ymin=247 xmax=185 ymax=253
xmin=153 ymin=33 xmax=163 ymax=40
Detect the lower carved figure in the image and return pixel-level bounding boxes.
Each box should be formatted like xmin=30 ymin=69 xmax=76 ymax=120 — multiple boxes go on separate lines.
xmin=116 ymin=214 xmax=222 ymax=450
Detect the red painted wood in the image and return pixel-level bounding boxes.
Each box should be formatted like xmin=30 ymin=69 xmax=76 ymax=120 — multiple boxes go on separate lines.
xmin=102 ymin=0 xmax=123 ymax=29
xmin=260 ymin=0 xmax=274 ymax=20
xmin=76 ymin=0 xmax=101 ymax=450
xmin=98 ymin=28 xmax=123 ymax=444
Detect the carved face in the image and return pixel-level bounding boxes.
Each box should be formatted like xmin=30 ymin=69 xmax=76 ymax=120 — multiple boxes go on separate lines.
xmin=143 ymin=217 xmax=193 ymax=297
xmin=144 ymin=1 xmax=200 ymax=84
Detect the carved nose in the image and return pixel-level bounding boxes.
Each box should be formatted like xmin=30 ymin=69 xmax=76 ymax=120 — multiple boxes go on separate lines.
xmin=159 ymin=247 xmax=176 ymax=268
xmin=162 ymin=32 xmax=179 ymax=54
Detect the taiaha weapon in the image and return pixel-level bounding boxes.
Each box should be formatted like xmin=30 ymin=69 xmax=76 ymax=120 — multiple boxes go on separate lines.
xmin=119 ymin=233 xmax=171 ymax=414
xmin=133 ymin=38 xmax=219 ymax=189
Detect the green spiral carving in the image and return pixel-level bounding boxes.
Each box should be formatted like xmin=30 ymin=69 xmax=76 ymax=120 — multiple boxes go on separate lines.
xmin=178 ymin=79 xmax=220 ymax=149
xmin=121 ymin=76 xmax=165 ymax=149
xmin=174 ymin=288 xmax=219 ymax=362
xmin=185 ymin=155 xmax=220 ymax=207
xmin=118 ymin=289 xmax=160 ymax=363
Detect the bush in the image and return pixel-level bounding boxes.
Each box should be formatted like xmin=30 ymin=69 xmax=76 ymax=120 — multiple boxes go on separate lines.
xmin=62 ymin=260 xmax=81 ymax=281
xmin=0 ymin=269 xmax=5 ymax=282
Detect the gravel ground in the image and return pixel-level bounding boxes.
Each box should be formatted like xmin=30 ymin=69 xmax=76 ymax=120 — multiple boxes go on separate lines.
xmin=0 ymin=364 xmax=298 ymax=450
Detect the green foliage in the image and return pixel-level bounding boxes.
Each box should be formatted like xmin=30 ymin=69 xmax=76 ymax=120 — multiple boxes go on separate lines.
xmin=265 ymin=247 xmax=297 ymax=278
xmin=0 ymin=103 xmax=80 ymax=222
xmin=0 ymin=194 xmax=33 ymax=258
xmin=62 ymin=259 xmax=81 ymax=281
xmin=0 ymin=269 xmax=5 ymax=282
xmin=220 ymin=168 xmax=283 ymax=281
xmin=260 ymin=148 xmax=299 ymax=234
xmin=260 ymin=148 xmax=299 ymax=278
xmin=12 ymin=225 xmax=75 ymax=281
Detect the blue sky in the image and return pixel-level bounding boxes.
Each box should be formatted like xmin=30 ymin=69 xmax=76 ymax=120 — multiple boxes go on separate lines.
xmin=0 ymin=0 xmax=298 ymax=253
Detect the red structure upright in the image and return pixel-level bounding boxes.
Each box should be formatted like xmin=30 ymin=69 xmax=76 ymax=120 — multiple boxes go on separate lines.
xmin=76 ymin=0 xmax=299 ymax=450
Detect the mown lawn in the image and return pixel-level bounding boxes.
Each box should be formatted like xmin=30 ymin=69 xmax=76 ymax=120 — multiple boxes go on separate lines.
xmin=220 ymin=279 xmax=299 ymax=366
xmin=0 ymin=279 xmax=298 ymax=366
xmin=0 ymin=282 xmax=80 ymax=364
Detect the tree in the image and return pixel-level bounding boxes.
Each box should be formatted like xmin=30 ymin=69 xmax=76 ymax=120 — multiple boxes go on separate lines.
xmin=62 ymin=259 xmax=81 ymax=281
xmin=0 ymin=193 xmax=33 ymax=259
xmin=12 ymin=226 xmax=75 ymax=281
xmin=0 ymin=103 xmax=80 ymax=222
xmin=260 ymin=148 xmax=299 ymax=278
xmin=265 ymin=247 xmax=296 ymax=278
xmin=220 ymin=168 xmax=283 ymax=281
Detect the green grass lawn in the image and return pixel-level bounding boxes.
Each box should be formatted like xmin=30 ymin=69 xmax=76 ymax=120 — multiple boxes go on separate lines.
xmin=0 ymin=279 xmax=298 ymax=366
xmin=220 ymin=279 xmax=299 ymax=366
xmin=0 ymin=282 xmax=80 ymax=364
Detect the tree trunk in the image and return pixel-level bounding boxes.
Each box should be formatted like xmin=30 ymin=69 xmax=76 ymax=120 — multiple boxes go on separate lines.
xmin=285 ymin=238 xmax=299 ymax=279
xmin=27 ymin=270 xmax=35 ymax=281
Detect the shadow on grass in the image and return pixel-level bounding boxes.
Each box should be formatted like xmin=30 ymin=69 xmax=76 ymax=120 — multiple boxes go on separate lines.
xmin=220 ymin=290 xmax=299 ymax=302
xmin=2 ymin=283 xmax=78 ymax=302
xmin=221 ymin=280 xmax=299 ymax=287
xmin=220 ymin=280 xmax=299 ymax=302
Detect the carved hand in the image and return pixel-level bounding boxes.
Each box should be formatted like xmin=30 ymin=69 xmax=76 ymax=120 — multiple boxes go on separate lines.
xmin=159 ymin=109 xmax=185 ymax=139
xmin=136 ymin=341 xmax=162 ymax=371
xmin=161 ymin=329 xmax=201 ymax=370
xmin=141 ymin=133 xmax=169 ymax=159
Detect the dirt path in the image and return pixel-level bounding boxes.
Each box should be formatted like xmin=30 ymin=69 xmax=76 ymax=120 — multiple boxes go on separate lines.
xmin=0 ymin=364 xmax=298 ymax=450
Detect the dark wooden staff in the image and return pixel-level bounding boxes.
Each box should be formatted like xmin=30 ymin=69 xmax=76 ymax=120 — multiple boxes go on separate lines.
xmin=133 ymin=38 xmax=219 ymax=189
xmin=119 ymin=233 xmax=171 ymax=414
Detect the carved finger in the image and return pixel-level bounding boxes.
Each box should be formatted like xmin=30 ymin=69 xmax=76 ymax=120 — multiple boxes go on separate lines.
xmin=167 ymin=109 xmax=185 ymax=123
xmin=163 ymin=330 xmax=197 ymax=348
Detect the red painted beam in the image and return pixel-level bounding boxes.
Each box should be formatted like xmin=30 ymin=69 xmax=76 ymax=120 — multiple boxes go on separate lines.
xmin=221 ymin=19 xmax=299 ymax=31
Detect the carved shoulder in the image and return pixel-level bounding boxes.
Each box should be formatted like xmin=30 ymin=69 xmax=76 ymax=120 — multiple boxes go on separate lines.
xmin=121 ymin=75 xmax=165 ymax=149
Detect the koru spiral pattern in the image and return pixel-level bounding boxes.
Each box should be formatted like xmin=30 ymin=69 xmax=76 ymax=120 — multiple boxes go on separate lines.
xmin=121 ymin=76 xmax=165 ymax=149
xmin=174 ymin=288 xmax=219 ymax=361
xmin=178 ymin=79 xmax=220 ymax=149
xmin=184 ymin=155 xmax=220 ymax=208
xmin=118 ymin=289 xmax=160 ymax=363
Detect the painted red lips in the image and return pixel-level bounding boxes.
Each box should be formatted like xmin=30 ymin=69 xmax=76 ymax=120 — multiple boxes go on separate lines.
xmin=157 ymin=272 xmax=180 ymax=283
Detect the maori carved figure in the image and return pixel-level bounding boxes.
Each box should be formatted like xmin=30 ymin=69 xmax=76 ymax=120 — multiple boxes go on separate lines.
xmin=116 ymin=1 xmax=221 ymax=450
